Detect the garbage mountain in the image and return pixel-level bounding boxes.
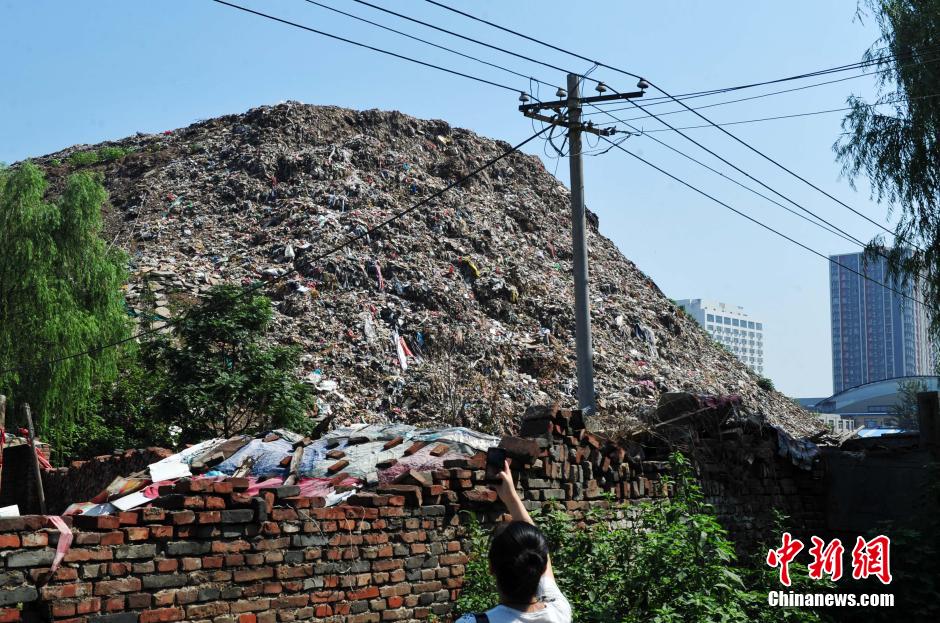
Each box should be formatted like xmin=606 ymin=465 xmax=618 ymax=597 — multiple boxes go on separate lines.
xmin=33 ymin=102 xmax=822 ymax=438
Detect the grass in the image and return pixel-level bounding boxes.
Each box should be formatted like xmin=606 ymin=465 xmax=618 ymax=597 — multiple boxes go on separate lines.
xmin=68 ymin=146 xmax=134 ymax=166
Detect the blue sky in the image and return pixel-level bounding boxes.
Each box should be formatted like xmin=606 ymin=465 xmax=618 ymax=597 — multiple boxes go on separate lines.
xmin=1 ymin=1 xmax=890 ymax=397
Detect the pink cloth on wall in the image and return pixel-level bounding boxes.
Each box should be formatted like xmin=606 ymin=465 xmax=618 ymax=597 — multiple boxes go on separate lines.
xmin=47 ymin=515 xmax=73 ymax=576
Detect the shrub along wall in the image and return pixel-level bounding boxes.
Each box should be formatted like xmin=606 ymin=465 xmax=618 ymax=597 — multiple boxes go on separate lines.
xmin=0 ymin=406 xmax=823 ymax=622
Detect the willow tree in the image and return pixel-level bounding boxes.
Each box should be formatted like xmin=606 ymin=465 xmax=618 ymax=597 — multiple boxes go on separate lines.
xmin=836 ymin=0 xmax=940 ymax=338
xmin=0 ymin=162 xmax=129 ymax=454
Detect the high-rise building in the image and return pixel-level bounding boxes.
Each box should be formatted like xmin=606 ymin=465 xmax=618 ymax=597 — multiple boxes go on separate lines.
xmin=675 ymin=299 xmax=765 ymax=374
xmin=829 ymin=251 xmax=934 ymax=393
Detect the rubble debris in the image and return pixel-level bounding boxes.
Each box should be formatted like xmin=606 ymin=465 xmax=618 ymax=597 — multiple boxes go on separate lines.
xmin=61 ymin=422 xmax=498 ymax=516
xmin=30 ymin=102 xmax=824 ymax=439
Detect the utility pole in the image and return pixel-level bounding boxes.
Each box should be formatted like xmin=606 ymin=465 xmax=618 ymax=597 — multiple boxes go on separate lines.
xmin=566 ymin=73 xmax=595 ymax=415
xmin=519 ymin=75 xmax=646 ymax=417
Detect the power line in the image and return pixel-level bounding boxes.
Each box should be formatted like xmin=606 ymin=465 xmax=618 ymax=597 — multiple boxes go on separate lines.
xmin=635 ymin=91 xmax=940 ymax=133
xmin=601 ymin=94 xmax=876 ymax=252
xmin=581 ymin=55 xmax=940 ymax=120
xmin=629 ymin=82 xmax=919 ymax=250
xmin=585 ymin=103 xmax=865 ymax=248
xmin=582 ymin=71 xmax=876 ymax=118
xmin=599 ymin=135 xmax=928 ymax=310
xmin=348 ymin=0 xmax=589 ymax=84
xmin=0 ymin=125 xmax=549 ymax=376
xmin=418 ymin=0 xmax=924 ymax=249
xmin=422 ymin=0 xmax=940 ymax=102
xmin=300 ymin=0 xmax=560 ymax=90
xmin=207 ymin=0 xmax=521 ymax=93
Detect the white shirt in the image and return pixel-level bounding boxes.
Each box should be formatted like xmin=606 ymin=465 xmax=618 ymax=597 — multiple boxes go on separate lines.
xmin=457 ymin=575 xmax=572 ymax=623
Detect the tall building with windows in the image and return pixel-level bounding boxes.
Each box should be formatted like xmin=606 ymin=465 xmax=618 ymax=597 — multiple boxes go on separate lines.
xmin=675 ymin=299 xmax=765 ymax=374
xmin=830 ymin=251 xmax=934 ymax=393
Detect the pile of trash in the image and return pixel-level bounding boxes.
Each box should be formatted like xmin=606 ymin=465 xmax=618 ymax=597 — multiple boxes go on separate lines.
xmin=33 ymin=101 xmax=823 ymax=439
xmin=65 ymin=424 xmax=498 ymax=516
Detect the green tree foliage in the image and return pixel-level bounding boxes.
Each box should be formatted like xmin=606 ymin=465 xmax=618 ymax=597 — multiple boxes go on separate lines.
xmin=0 ymin=162 xmax=129 ymax=456
xmin=457 ymin=454 xmax=828 ymax=623
xmin=134 ymin=285 xmax=316 ymax=444
xmin=890 ymin=377 xmax=927 ymax=428
xmin=836 ymin=0 xmax=940 ymax=338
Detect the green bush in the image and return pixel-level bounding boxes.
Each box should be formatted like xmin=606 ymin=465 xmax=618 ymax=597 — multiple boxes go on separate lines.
xmin=98 ymin=146 xmax=131 ymax=161
xmin=757 ymin=376 xmax=775 ymax=391
xmin=68 ymin=150 xmax=100 ymax=166
xmin=67 ymin=146 xmax=132 ymax=167
xmin=457 ymin=453 xmax=828 ymax=622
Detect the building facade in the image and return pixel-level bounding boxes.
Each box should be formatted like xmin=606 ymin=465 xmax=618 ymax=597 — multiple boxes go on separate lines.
xmin=676 ymin=299 xmax=764 ymax=374
xmin=804 ymin=375 xmax=940 ymax=431
xmin=829 ymin=252 xmax=934 ymax=393
xmin=816 ymin=412 xmax=857 ymax=435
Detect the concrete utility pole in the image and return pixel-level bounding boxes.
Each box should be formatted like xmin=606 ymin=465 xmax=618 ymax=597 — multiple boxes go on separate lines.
xmin=565 ymin=73 xmax=595 ymax=415
xmin=519 ymin=75 xmax=646 ymax=418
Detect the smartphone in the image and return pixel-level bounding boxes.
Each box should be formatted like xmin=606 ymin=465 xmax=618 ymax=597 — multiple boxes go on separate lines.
xmin=485 ymin=447 xmax=507 ymax=480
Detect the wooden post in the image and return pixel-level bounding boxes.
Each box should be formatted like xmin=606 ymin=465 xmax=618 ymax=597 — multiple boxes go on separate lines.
xmin=23 ymin=403 xmax=47 ymax=515
xmin=0 ymin=395 xmax=6 ymax=491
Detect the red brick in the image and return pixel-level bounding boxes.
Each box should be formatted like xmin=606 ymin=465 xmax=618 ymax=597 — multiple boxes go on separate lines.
xmin=100 ymin=531 xmax=125 ymax=546
xmin=462 ymin=488 xmax=498 ymax=504
xmin=39 ymin=582 xmax=92 ymax=601
xmin=124 ymin=527 xmax=150 ymax=541
xmin=150 ymin=525 xmax=173 ymax=539
xmin=429 ymin=444 xmax=450 ymax=457
xmin=327 ymin=459 xmax=349 ymax=474
xmin=211 ymin=481 xmax=234 ymax=494
xmin=0 ymin=609 xmax=20 ymax=623
xmin=76 ymin=597 xmax=102 ymax=614
xmin=94 ymin=577 xmax=142 ymax=596
xmin=0 ymin=535 xmax=20 ymax=548
xmin=52 ymin=603 xmax=76 ymax=618
xmin=74 ymin=515 xmax=121 ymax=530
xmin=141 ymin=508 xmax=166 ymax=523
xmin=234 ymin=567 xmax=274 ymax=582
xmin=170 ymin=511 xmax=195 ymax=525
xmin=139 ymin=607 xmax=184 ymax=623
xmin=197 ymin=511 xmax=221 ymax=524
xmin=205 ymin=496 xmax=227 ymax=510
xmin=156 ymin=558 xmax=179 ymax=572
xmin=117 ymin=511 xmax=139 ymax=526
xmin=202 ymin=555 xmax=224 ymax=569
xmin=105 ymin=596 xmax=125 ymax=612
xmin=347 ymin=586 xmax=380 ymax=600
xmin=20 ymin=532 xmax=48 ymax=547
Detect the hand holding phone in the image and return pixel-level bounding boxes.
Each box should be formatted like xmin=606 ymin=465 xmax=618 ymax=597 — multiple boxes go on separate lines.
xmin=485 ymin=447 xmax=507 ymax=481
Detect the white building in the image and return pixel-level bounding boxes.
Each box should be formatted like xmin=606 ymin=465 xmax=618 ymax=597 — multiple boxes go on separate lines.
xmin=816 ymin=412 xmax=857 ymax=435
xmin=676 ymin=299 xmax=765 ymax=374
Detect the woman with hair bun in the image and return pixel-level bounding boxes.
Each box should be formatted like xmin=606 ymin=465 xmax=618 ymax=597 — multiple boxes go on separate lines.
xmin=456 ymin=461 xmax=572 ymax=623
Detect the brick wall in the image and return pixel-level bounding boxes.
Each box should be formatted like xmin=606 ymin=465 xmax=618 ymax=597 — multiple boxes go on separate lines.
xmin=0 ymin=406 xmax=823 ymax=622
xmin=1 ymin=448 xmax=172 ymax=516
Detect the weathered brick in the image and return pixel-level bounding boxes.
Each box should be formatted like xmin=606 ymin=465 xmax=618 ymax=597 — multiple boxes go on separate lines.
xmin=142 ymin=574 xmax=189 ymax=590
xmin=88 ymin=613 xmax=138 ymax=623
xmin=95 ymin=578 xmax=142 ymax=596
xmin=0 ymin=586 xmax=37 ymax=606
xmin=138 ymin=607 xmax=183 ymax=623
xmin=5 ymin=549 xmax=54 ymax=568
xmin=115 ymin=543 xmax=157 ymax=559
